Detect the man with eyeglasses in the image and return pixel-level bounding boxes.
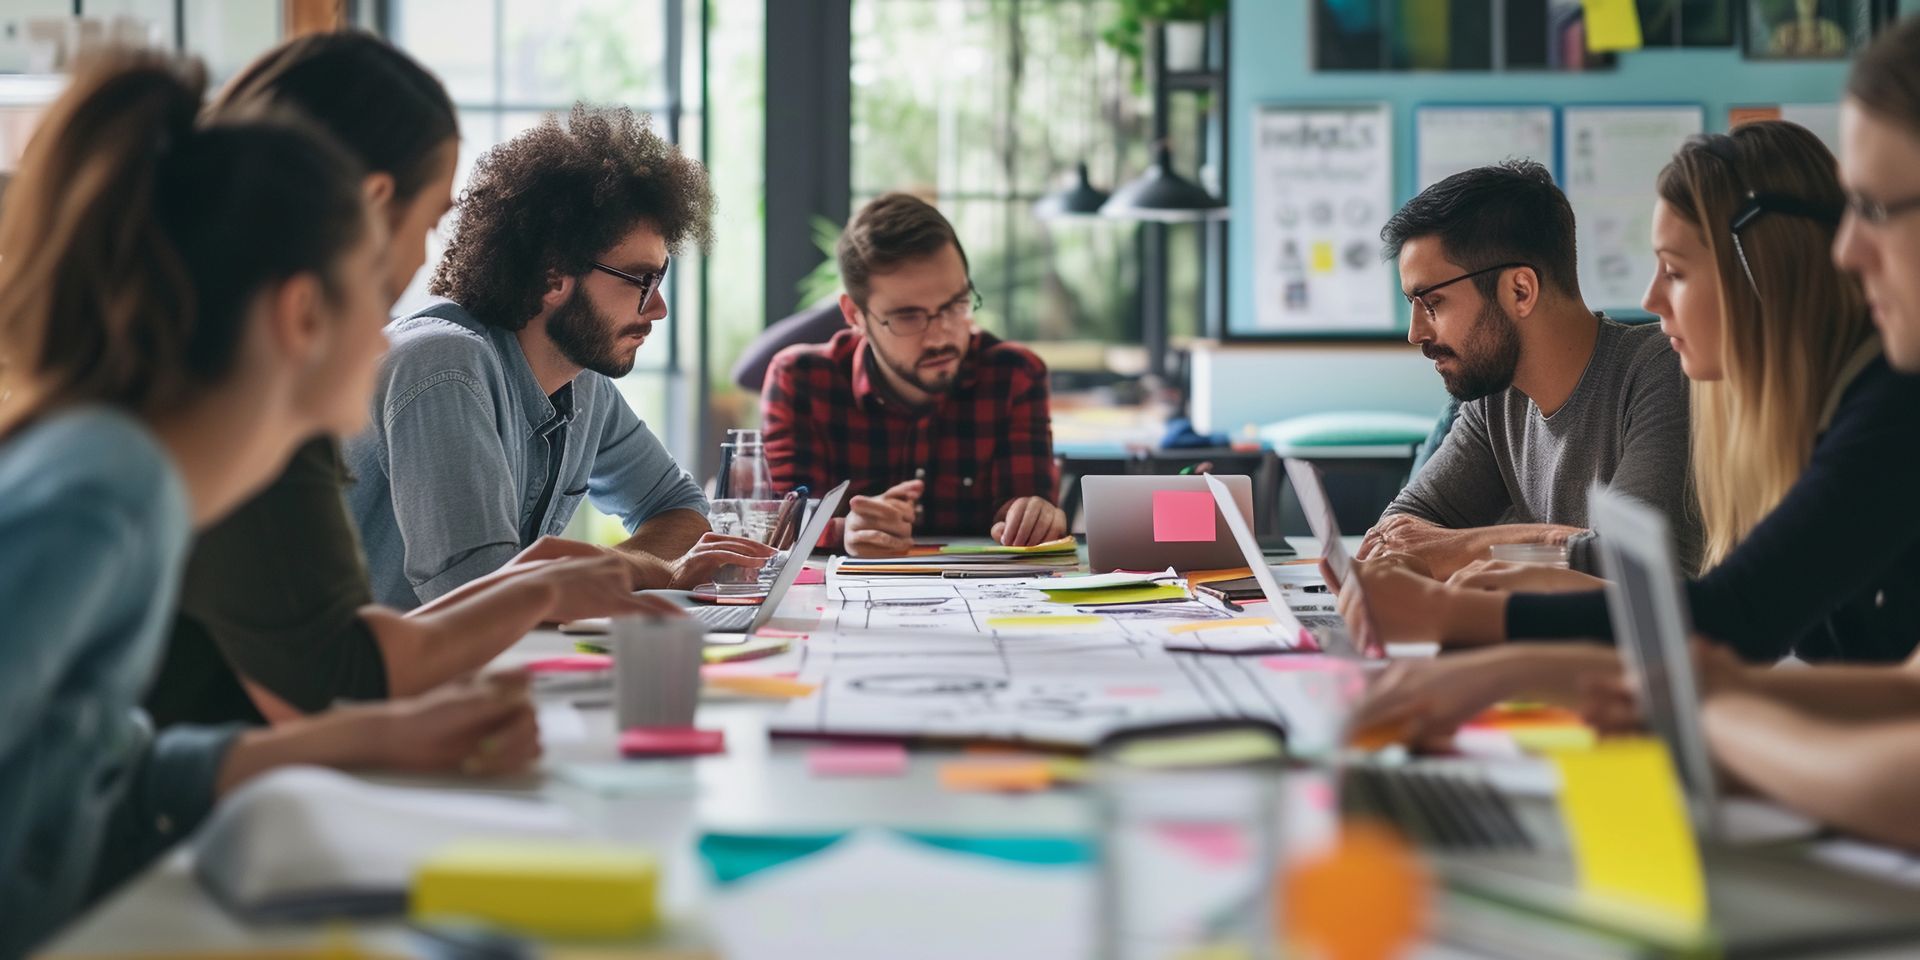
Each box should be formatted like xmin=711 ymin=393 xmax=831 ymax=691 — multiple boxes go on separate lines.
xmin=1358 ymin=159 xmax=1700 ymax=579
xmin=761 ymin=193 xmax=1063 ymax=556
xmin=344 ymin=105 xmax=775 ymax=608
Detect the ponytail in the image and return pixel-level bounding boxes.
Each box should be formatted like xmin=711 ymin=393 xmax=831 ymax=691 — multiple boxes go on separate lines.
xmin=0 ymin=48 xmax=367 ymax=417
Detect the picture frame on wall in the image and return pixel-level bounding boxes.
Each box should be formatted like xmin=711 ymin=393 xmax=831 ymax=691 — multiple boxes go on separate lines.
xmin=1740 ymin=0 xmax=1888 ymax=60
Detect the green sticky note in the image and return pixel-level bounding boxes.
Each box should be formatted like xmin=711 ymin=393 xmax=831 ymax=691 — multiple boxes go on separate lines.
xmin=940 ymin=536 xmax=1078 ymax=556
xmin=1043 ymin=584 xmax=1190 ymax=606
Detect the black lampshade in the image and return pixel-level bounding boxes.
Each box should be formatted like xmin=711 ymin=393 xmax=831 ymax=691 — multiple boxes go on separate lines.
xmin=1101 ymin=143 xmax=1227 ymax=222
xmin=1033 ymin=162 xmax=1111 ymax=220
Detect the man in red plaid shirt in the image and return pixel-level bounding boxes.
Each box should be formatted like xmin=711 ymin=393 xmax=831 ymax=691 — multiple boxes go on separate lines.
xmin=761 ymin=193 xmax=1063 ymax=556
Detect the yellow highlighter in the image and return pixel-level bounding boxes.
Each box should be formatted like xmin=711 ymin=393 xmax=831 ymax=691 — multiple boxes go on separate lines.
xmin=412 ymin=840 xmax=660 ymax=940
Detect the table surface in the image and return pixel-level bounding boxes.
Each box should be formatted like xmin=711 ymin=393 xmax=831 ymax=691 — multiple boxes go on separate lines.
xmin=43 ymin=537 xmax=1920 ymax=960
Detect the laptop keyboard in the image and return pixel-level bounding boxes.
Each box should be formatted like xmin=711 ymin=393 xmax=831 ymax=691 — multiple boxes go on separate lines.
xmin=1343 ymin=765 xmax=1536 ymax=852
xmin=690 ymin=604 xmax=756 ymax=631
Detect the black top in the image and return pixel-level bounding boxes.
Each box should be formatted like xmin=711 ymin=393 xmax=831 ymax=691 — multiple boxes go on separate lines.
xmin=145 ymin=437 xmax=387 ymax=727
xmin=1507 ymin=357 xmax=1920 ymax=664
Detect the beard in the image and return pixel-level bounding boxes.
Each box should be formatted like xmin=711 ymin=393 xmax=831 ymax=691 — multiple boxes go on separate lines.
xmin=548 ymin=288 xmax=650 ymax=378
xmin=872 ymin=340 xmax=963 ymax=395
xmin=1423 ymin=300 xmax=1522 ymax=402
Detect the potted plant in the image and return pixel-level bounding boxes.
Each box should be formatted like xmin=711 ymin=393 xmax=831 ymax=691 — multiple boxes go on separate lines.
xmin=1103 ymin=0 xmax=1228 ymax=75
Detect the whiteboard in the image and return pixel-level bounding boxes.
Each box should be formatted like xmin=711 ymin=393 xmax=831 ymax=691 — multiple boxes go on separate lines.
xmin=1560 ymin=105 xmax=1705 ymax=311
xmin=1248 ymin=103 xmax=1397 ymax=335
xmin=1415 ymin=105 xmax=1558 ymax=190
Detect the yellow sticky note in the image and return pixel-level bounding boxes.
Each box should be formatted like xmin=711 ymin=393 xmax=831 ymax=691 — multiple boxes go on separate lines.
xmin=702 ymin=636 xmax=790 ymax=663
xmin=1581 ymin=0 xmax=1643 ymax=52
xmin=987 ymin=615 xmax=1107 ymax=630
xmin=1549 ymin=738 xmax=1706 ymax=928
xmin=941 ymin=536 xmax=1078 ymax=555
xmin=1310 ymin=241 xmax=1335 ymax=275
xmin=412 ymin=840 xmax=659 ymax=939
xmin=1167 ymin=617 xmax=1275 ymax=635
xmin=704 ymin=674 xmax=817 ymax=699
xmin=938 ymin=760 xmax=1054 ymax=793
xmin=1044 ymin=584 xmax=1189 ymax=606
xmin=1183 ymin=566 xmax=1255 ymax=585
xmin=1112 ymin=729 xmax=1285 ymax=768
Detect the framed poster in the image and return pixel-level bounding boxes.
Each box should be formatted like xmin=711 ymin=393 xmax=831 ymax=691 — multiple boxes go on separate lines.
xmin=1560 ymin=105 xmax=1705 ymax=312
xmin=1246 ymin=103 xmax=1397 ymax=338
xmin=1415 ymin=105 xmax=1559 ymax=191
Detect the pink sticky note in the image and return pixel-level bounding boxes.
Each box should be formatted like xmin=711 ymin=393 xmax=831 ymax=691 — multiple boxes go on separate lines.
xmin=524 ymin=654 xmax=613 ymax=673
xmin=1106 ymin=685 xmax=1162 ymax=697
xmin=1260 ymin=655 xmax=1342 ymax=673
xmin=794 ymin=567 xmax=827 ymax=585
xmin=808 ymin=743 xmax=909 ymax=778
xmin=1152 ymin=489 xmax=1217 ymax=543
xmin=620 ymin=727 xmax=726 ymax=757
xmin=1155 ymin=823 xmax=1251 ymax=867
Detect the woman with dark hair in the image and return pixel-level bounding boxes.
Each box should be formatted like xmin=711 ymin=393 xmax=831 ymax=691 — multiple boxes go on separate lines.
xmin=148 ymin=32 xmax=677 ymax=729
xmin=0 ymin=50 xmax=542 ymax=956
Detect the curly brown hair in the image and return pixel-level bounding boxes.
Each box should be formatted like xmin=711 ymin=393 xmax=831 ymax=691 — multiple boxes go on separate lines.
xmin=429 ymin=104 xmax=713 ymax=329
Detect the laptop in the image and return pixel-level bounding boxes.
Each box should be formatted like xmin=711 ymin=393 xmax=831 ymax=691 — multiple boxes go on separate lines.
xmin=1083 ymin=474 xmax=1258 ymax=574
xmin=565 ymin=480 xmax=849 ymax=639
xmin=1426 ymin=488 xmax=1920 ymax=957
xmin=1202 ymin=473 xmax=1368 ymax=659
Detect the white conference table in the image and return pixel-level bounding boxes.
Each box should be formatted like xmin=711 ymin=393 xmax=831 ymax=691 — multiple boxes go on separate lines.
xmin=42 ymin=539 xmax=1920 ymax=959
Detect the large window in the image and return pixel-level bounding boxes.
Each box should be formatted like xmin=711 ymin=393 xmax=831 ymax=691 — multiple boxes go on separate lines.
xmin=847 ymin=0 xmax=1171 ymax=349
xmin=382 ymin=0 xmax=707 ymax=468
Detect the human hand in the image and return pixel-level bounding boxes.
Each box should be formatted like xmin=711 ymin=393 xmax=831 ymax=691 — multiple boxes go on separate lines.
xmin=992 ymin=496 xmax=1066 ymax=547
xmin=1355 ymin=515 xmax=1484 ymax=579
xmin=665 ymin=533 xmax=778 ymax=589
xmin=1346 ymin=652 xmax=1525 ymax=750
xmin=510 ymin=536 xmax=656 ymax=590
xmin=1335 ymin=557 xmax=1478 ymax=649
xmin=362 ymin=671 xmax=542 ymax=777
xmin=1448 ymin=559 xmax=1607 ymax=594
xmin=1578 ymin=635 xmax=1748 ymax=733
xmin=844 ymin=479 xmax=923 ymax=557
xmin=518 ymin=555 xmax=688 ymax=623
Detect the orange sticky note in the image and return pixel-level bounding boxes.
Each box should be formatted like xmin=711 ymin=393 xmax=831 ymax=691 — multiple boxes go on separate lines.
xmin=1152 ymin=489 xmax=1217 ymax=543
xmin=938 ymin=760 xmax=1053 ymax=793
xmin=704 ymin=675 xmax=817 ymax=699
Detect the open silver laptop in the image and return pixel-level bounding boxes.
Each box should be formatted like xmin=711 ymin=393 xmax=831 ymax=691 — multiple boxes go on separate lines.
xmin=1083 ymin=474 xmax=1255 ymax=574
xmin=1202 ymin=473 xmax=1364 ymax=658
xmin=1429 ymin=488 xmax=1920 ymax=957
xmin=671 ymin=479 xmax=849 ymax=635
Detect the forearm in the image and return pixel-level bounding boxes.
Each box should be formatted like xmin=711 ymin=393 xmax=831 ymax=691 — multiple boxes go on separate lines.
xmin=367 ymin=576 xmax=558 ymax=697
xmin=1704 ymin=694 xmax=1920 ymax=850
xmin=619 ymin=507 xmax=710 ymax=564
xmin=213 ymin=714 xmax=367 ymax=797
xmin=1436 ymin=583 xmax=1512 ymax=646
xmin=1741 ymin=665 xmax=1920 ymax=723
xmin=1484 ymin=644 xmax=1624 ymax=704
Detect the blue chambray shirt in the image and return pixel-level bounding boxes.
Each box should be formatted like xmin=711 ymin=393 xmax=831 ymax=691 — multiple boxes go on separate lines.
xmin=0 ymin=407 xmax=242 ymax=956
xmin=344 ymin=300 xmax=708 ymax=609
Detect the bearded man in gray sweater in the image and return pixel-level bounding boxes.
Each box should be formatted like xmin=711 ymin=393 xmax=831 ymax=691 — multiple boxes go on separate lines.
xmin=1357 ymin=160 xmax=1702 ymax=579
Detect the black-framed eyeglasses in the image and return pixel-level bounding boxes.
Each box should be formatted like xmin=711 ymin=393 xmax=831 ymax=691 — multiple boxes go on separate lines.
xmin=1844 ymin=191 xmax=1920 ymax=227
xmin=591 ymin=257 xmax=670 ymax=309
xmin=863 ymin=282 xmax=982 ymax=336
xmin=1727 ymin=192 xmax=1842 ymax=294
xmin=1403 ymin=262 xmax=1532 ymax=321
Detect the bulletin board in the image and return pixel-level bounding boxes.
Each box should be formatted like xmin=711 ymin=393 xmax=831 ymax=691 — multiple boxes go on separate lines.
xmin=1244 ymin=103 xmax=1399 ymax=338
xmin=1414 ymin=104 xmax=1559 ymax=191
xmin=1559 ymin=104 xmax=1705 ymax=312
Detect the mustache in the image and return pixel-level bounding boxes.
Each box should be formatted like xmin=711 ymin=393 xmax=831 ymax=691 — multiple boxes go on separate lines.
xmin=917 ymin=347 xmax=960 ymax=365
xmin=619 ymin=322 xmax=654 ymax=339
xmin=1421 ymin=343 xmax=1456 ymax=361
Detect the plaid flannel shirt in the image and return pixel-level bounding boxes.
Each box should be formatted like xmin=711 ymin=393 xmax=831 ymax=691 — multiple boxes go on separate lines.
xmin=761 ymin=327 xmax=1058 ymax=547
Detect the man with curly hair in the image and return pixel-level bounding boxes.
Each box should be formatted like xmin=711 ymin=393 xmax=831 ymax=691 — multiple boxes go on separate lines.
xmin=345 ymin=105 xmax=773 ymax=608
xmin=761 ymin=193 xmax=1064 ymax=556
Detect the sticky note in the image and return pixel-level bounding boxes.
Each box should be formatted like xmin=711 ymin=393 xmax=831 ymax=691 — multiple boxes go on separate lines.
xmin=1045 ymin=757 xmax=1090 ymax=783
xmin=524 ymin=654 xmax=612 ymax=673
xmin=413 ymin=839 xmax=658 ymax=939
xmin=620 ymin=726 xmax=726 ymax=757
xmin=1152 ymin=489 xmax=1217 ymax=543
xmin=1169 ymin=617 xmax=1275 ymax=635
xmin=573 ymin=640 xmax=609 ymax=655
xmin=1581 ymin=0 xmax=1643 ymax=51
xmin=1044 ymin=584 xmax=1190 ymax=606
xmin=1156 ymin=823 xmax=1251 ymax=867
xmin=1549 ymin=738 xmax=1707 ymax=927
xmin=704 ymin=674 xmax=817 ymax=699
xmin=986 ymin=615 xmax=1106 ymax=630
xmin=1106 ymin=685 xmax=1162 ymax=697
xmin=1259 ymin=654 xmax=1348 ymax=673
xmin=794 ymin=567 xmax=827 ymax=585
xmin=1310 ymin=240 xmax=1336 ymax=275
xmin=1184 ymin=567 xmax=1255 ymax=585
xmin=938 ymin=760 xmax=1054 ymax=793
xmin=939 ymin=536 xmax=1077 ymax=555
xmin=702 ymin=636 xmax=791 ymax=663
xmin=1111 ymin=729 xmax=1284 ymax=768
xmin=808 ymin=743 xmax=909 ymax=778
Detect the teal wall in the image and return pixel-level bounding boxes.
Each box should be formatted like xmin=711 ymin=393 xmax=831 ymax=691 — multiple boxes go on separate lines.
xmin=1225 ymin=0 xmax=1920 ymax=335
